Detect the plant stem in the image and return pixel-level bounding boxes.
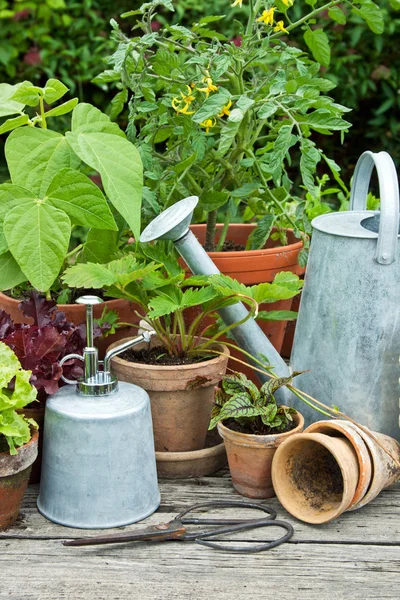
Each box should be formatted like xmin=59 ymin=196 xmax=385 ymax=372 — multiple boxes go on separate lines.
xmin=216 ymin=210 xmax=231 ymax=251
xmin=204 ymin=210 xmax=218 ymax=252
xmin=245 ymin=0 xmax=263 ymax=37
xmin=39 ymin=96 xmax=47 ymax=129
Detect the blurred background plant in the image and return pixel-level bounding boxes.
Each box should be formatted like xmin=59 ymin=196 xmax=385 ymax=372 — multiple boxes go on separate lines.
xmin=1 ymin=0 xmax=399 ymax=187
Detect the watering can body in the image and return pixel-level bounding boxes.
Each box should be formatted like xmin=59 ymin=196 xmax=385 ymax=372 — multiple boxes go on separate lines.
xmin=291 ymin=152 xmax=400 ymax=440
xmin=37 ymin=382 xmax=160 ymax=528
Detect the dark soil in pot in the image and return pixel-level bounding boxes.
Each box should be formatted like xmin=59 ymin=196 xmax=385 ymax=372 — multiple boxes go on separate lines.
xmin=223 ymin=416 xmax=298 ymax=436
xmin=120 ymin=345 xmax=215 ymax=366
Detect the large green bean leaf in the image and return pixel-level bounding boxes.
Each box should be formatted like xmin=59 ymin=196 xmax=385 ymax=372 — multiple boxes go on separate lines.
xmin=4 ymin=202 xmax=71 ymax=291
xmin=65 ymin=131 xmax=143 ymax=239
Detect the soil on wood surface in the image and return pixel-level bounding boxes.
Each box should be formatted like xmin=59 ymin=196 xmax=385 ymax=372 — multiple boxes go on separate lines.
xmin=120 ymin=345 xmax=214 ymax=366
xmin=223 ymin=415 xmax=297 ymax=436
xmin=290 ymin=445 xmax=344 ymax=510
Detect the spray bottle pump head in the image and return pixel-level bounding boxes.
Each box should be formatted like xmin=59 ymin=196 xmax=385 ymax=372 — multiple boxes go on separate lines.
xmin=59 ymin=295 xmax=155 ymax=396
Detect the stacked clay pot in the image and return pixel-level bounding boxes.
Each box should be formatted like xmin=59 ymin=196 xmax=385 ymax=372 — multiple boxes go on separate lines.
xmin=271 ymin=420 xmax=400 ymax=524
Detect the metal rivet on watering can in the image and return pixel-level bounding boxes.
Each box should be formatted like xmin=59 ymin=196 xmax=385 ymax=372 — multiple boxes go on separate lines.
xmin=291 ymin=151 xmax=400 ymax=440
xmin=37 ymin=296 xmax=160 ymax=529
xmin=140 ymin=197 xmax=291 ymax=404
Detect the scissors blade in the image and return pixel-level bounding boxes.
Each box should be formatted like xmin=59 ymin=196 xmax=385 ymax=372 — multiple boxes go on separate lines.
xmin=63 ymin=520 xmax=186 ymax=547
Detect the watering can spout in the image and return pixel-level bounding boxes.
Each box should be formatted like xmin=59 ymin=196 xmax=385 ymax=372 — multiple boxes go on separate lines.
xmin=140 ymin=197 xmax=292 ymax=403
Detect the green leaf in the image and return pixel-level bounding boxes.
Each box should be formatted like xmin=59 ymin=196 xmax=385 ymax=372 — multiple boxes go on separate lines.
xmin=62 ymin=262 xmax=117 ymax=288
xmin=181 ymin=286 xmax=219 ymax=308
xmin=0 ymin=341 xmax=21 ymax=388
xmin=71 ymin=103 xmax=125 ymax=138
xmin=5 ymin=127 xmax=80 ymax=197
xmin=257 ymin=310 xmax=298 ymax=321
xmin=328 ymin=6 xmax=346 ymax=24
xmin=43 ymin=79 xmax=69 ymax=104
xmin=4 ymin=203 xmax=71 ymax=291
xmin=259 ymin=375 xmax=295 ymax=403
xmin=0 ymin=114 xmax=29 ymax=135
xmin=218 ymin=394 xmax=262 ymax=421
xmin=247 ymin=215 xmax=275 ymax=250
xmin=215 ymin=119 xmax=241 ymax=158
xmin=301 ymin=110 xmax=351 ymax=131
xmin=192 ymin=89 xmax=231 ymax=124
xmin=110 ymin=88 xmax=128 ymax=121
xmin=80 ymin=229 xmax=119 ymax=264
xmin=47 ymin=169 xmax=117 ymax=230
xmin=91 ymin=70 xmax=122 ymax=85
xmin=300 ymin=143 xmax=321 ymax=193
xmin=12 ymin=369 xmax=37 ymax=409
xmin=231 ymin=182 xmax=261 ymax=198
xmin=65 ymin=132 xmax=142 ymax=240
xmin=199 ymin=191 xmax=229 ymax=211
xmin=352 ymin=1 xmax=384 ymax=34
xmin=258 ymin=101 xmax=278 ymax=119
xmin=268 ymin=125 xmax=295 ymax=176
xmin=303 ymin=28 xmax=331 ymax=67
xmin=44 ymin=98 xmax=79 ymax=118
xmin=0 ymin=83 xmax=26 ymax=117
xmin=10 ymin=81 xmax=41 ymax=107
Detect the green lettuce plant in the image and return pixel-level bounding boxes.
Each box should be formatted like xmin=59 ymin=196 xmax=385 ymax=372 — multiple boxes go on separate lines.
xmin=62 ymin=242 xmax=303 ymax=358
xmin=94 ymin=0 xmax=385 ymax=256
xmin=0 ymin=79 xmax=143 ymax=297
xmin=208 ymin=370 xmax=299 ymax=434
xmin=0 ymin=341 xmax=38 ymax=455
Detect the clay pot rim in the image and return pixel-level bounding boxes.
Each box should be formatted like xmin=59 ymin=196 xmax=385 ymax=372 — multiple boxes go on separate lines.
xmin=0 ymin=428 xmax=39 ymax=476
xmin=156 ymin=440 xmax=225 ymax=463
xmin=190 ymin=224 xmax=304 ymax=257
xmin=109 ymin=336 xmax=230 ymax=373
xmin=0 ymin=291 xmax=128 ymax=311
xmin=273 ymin=431 xmax=357 ymax=523
xmin=217 ymin=410 xmax=304 ymax=448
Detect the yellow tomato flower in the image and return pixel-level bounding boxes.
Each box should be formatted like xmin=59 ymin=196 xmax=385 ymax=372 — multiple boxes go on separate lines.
xmin=282 ymin=0 xmax=294 ymax=6
xmin=200 ymin=118 xmax=216 ymax=133
xmin=256 ymin=7 xmax=276 ymax=26
xmin=172 ymin=97 xmax=195 ymax=115
xmin=231 ymin=0 xmax=243 ymax=7
xmin=218 ymin=100 xmax=232 ymax=117
xmin=198 ymin=76 xmax=219 ymax=98
xmin=180 ymin=85 xmax=196 ymax=104
xmin=274 ymin=20 xmax=289 ymax=33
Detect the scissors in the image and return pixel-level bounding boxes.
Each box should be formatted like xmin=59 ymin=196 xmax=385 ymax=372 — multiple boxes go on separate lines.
xmin=63 ymin=501 xmax=293 ymax=553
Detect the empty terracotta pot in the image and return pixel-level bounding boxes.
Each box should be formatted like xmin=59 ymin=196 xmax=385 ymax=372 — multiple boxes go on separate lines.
xmin=271 ymin=432 xmax=360 ymax=524
xmin=109 ymin=336 xmax=229 ymax=453
xmin=304 ymin=420 xmax=372 ymax=510
xmin=0 ymin=430 xmax=38 ymax=530
xmin=217 ymin=410 xmax=304 ymax=499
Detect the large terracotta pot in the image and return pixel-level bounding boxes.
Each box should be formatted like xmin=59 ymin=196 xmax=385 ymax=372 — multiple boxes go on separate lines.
xmin=108 ymin=336 xmax=229 ymax=453
xmin=217 ymin=410 xmax=304 ymax=499
xmin=0 ymin=292 xmax=142 ymax=358
xmin=186 ymin=224 xmax=304 ymax=374
xmin=0 ymin=429 xmax=38 ymax=530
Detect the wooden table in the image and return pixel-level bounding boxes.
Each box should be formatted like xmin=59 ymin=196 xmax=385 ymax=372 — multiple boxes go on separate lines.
xmin=1 ymin=472 xmax=399 ymax=600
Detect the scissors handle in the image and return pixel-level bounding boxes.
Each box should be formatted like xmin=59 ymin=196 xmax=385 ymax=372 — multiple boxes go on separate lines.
xmin=176 ymin=500 xmax=277 ymax=524
xmin=63 ymin=521 xmax=186 ymax=547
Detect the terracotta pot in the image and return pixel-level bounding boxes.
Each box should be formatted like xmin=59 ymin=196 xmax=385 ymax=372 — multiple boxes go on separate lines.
xmin=0 ymin=292 xmax=142 ymax=359
xmin=271 ymin=432 xmax=361 ymax=524
xmin=217 ymin=410 xmax=304 ymax=499
xmin=108 ymin=336 xmax=229 ymax=453
xmin=304 ymin=420 xmax=372 ymax=510
xmin=155 ymin=430 xmax=227 ymax=478
xmin=343 ymin=423 xmax=400 ymax=509
xmin=0 ymin=429 xmax=38 ymax=530
xmin=17 ymin=405 xmax=45 ymax=485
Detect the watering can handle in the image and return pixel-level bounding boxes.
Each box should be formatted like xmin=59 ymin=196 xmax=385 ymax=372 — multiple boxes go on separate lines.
xmin=349 ymin=151 xmax=399 ymax=265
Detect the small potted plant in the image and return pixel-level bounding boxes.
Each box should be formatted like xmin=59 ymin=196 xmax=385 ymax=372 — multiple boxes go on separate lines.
xmin=0 ymin=342 xmax=39 ymax=530
xmin=209 ymin=371 xmax=304 ymax=498
xmin=0 ymin=79 xmax=143 ymax=349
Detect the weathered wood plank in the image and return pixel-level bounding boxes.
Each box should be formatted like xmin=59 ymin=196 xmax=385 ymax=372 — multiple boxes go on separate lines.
xmin=0 ymin=539 xmax=398 ymax=600
xmin=3 ymin=480 xmax=400 ymax=545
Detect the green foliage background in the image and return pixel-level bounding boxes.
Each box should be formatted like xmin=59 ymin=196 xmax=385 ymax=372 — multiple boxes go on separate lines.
xmin=0 ymin=0 xmax=399 ymax=179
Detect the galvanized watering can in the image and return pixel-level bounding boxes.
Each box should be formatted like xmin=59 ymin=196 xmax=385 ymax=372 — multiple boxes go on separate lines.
xmin=291 ymin=151 xmax=400 ymax=440
xmin=140 ymin=150 xmax=400 ymax=440
xmin=37 ymin=296 xmax=160 ymax=529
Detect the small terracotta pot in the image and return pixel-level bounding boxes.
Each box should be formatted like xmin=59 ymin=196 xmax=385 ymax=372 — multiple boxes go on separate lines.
xmin=17 ymin=405 xmax=45 ymax=485
xmin=0 ymin=430 xmax=39 ymax=530
xmin=271 ymin=432 xmax=360 ymax=524
xmin=108 ymin=336 xmax=229 ymax=453
xmin=0 ymin=292 xmax=142 ymax=359
xmin=217 ymin=410 xmax=304 ymax=499
xmin=155 ymin=430 xmax=227 ymax=478
xmin=304 ymin=420 xmax=372 ymax=510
